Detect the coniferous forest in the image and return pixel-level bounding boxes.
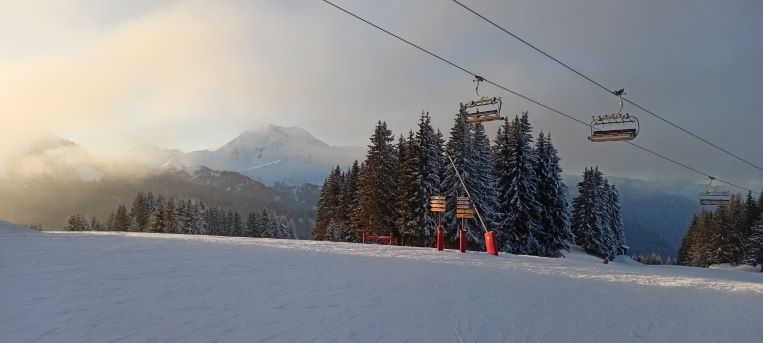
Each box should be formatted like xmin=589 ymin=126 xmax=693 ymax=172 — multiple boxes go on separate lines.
xmin=65 ymin=191 xmax=298 ymax=239
xmin=313 ymin=112 xmax=626 ymax=259
xmin=677 ymin=192 xmax=763 ymax=270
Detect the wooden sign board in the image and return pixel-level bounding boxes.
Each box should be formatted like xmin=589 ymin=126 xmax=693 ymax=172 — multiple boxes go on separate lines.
xmin=456 ymin=196 xmax=472 ymax=210
xmin=456 ymin=208 xmax=475 ymax=219
xmin=430 ymin=195 xmax=446 ymax=212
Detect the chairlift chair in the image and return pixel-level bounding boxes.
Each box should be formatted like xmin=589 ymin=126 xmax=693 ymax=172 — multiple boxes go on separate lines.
xmin=588 ymin=89 xmax=640 ymax=142
xmin=699 ymin=176 xmax=732 ymax=206
xmin=461 ymin=76 xmax=504 ymax=124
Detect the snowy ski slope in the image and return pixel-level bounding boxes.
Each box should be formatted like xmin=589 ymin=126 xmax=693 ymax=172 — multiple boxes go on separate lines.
xmin=2 ymin=221 xmax=762 ymax=342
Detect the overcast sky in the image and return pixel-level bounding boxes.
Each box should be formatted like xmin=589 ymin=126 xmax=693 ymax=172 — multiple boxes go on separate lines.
xmin=1 ymin=0 xmax=762 ymax=188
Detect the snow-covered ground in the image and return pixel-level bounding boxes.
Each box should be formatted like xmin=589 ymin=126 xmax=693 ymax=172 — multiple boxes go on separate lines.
xmin=2 ymin=221 xmax=762 ymax=342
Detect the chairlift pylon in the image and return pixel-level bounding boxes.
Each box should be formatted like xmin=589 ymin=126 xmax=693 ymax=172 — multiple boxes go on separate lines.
xmin=699 ymin=176 xmax=732 ymax=206
xmin=588 ymin=89 xmax=639 ymax=142
xmin=460 ymin=76 xmax=504 ymax=124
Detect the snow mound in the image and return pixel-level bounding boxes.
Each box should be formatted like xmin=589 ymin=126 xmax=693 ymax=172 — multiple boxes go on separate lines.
xmin=2 ymin=229 xmax=762 ymax=343
xmin=0 ymin=220 xmax=38 ymax=236
xmin=710 ymin=263 xmax=761 ymax=273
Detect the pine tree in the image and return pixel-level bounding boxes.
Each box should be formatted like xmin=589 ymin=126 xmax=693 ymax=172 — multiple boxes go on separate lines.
xmin=232 ymin=211 xmax=244 ymax=237
xmin=313 ymin=166 xmax=344 ymax=240
xmin=354 ymin=121 xmax=398 ymax=237
xmin=277 ymin=217 xmax=298 ymax=239
xmin=342 ymin=160 xmax=361 ymax=241
xmin=748 ymin=217 xmax=763 ymax=271
xmin=246 ymin=211 xmax=259 ymax=237
xmin=129 ymin=192 xmax=151 ymax=232
xmin=571 ymin=168 xmax=617 ymax=259
xmin=177 ymin=199 xmax=193 ymax=235
xmin=324 ymin=166 xmax=345 ymax=239
xmin=313 ymin=172 xmax=332 ymax=240
xmin=532 ymin=132 xmax=572 ymax=257
xmin=90 ymin=216 xmax=103 ymax=231
xmin=204 ymin=206 xmax=223 ymax=236
xmin=743 ymin=191 xmax=760 ymax=263
xmin=691 ymin=211 xmax=714 ymax=267
xmin=608 ymin=184 xmax=626 ymax=256
xmin=468 ymin=122 xmax=499 ymax=249
xmin=493 ymin=113 xmax=539 ymax=254
xmin=187 ymin=201 xmax=206 ymax=235
xmin=595 ymin=171 xmax=615 ymax=259
xmin=416 ymin=112 xmax=443 ymax=246
xmin=708 ymin=204 xmax=734 ymax=265
xmin=114 ymin=205 xmax=132 ymax=232
xmin=258 ymin=209 xmax=275 ymax=238
xmin=442 ymin=112 xmax=474 ymax=245
xmin=105 ymin=211 xmax=116 ymax=231
xmin=165 ymin=198 xmax=180 ymax=234
xmin=150 ymin=199 xmax=167 ymax=233
xmin=727 ymin=195 xmax=747 ymax=264
xmin=65 ymin=214 xmax=88 ymax=231
xmin=395 ymin=131 xmax=423 ymax=245
xmin=677 ymin=214 xmax=699 ymax=265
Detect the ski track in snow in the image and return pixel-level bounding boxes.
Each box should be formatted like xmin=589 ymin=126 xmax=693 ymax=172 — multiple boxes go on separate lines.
xmin=2 ymin=223 xmax=762 ymax=343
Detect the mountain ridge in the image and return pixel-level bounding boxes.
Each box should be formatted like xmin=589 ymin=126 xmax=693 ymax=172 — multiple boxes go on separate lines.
xmin=130 ymin=124 xmax=364 ymax=185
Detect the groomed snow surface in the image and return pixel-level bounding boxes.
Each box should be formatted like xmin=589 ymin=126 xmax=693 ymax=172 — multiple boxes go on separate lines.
xmin=2 ymin=221 xmax=762 ymax=343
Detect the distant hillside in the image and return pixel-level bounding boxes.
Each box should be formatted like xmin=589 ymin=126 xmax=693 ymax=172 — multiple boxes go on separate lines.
xmin=0 ymin=166 xmax=319 ymax=239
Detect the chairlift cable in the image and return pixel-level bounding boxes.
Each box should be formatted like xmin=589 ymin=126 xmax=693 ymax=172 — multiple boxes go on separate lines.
xmin=319 ymin=0 xmax=759 ymax=195
xmin=449 ymin=0 xmax=763 ymax=174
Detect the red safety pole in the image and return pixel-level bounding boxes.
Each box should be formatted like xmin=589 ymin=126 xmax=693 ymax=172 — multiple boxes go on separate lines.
xmin=484 ymin=231 xmax=498 ymax=256
xmin=459 ymin=229 xmax=467 ymax=253
xmin=436 ymin=226 xmax=444 ymax=251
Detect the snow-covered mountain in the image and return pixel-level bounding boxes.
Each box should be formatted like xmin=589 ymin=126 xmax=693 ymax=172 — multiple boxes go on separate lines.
xmin=134 ymin=125 xmax=364 ymax=185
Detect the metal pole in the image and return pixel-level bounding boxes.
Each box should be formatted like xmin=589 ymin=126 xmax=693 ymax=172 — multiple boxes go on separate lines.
xmin=445 ymin=152 xmax=488 ymax=233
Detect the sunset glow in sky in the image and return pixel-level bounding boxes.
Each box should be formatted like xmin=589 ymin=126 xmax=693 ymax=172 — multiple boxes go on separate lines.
xmin=1 ymin=0 xmax=761 ymax=184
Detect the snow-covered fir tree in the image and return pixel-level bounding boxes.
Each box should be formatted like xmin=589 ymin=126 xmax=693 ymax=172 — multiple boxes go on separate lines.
xmin=313 ymin=166 xmax=344 ymax=240
xmin=354 ymin=121 xmax=398 ymax=237
xmin=395 ymin=132 xmax=424 ymax=245
xmin=65 ymin=214 xmax=89 ymax=231
xmin=467 ymin=122 xmax=500 ymax=249
xmin=493 ymin=113 xmax=539 ymax=254
xmin=342 ymin=161 xmax=361 ymax=241
xmin=415 ymin=112 xmax=443 ymax=246
xmin=677 ymin=214 xmax=699 ymax=265
xmin=532 ymin=132 xmax=572 ymax=257
xmin=129 ymin=192 xmax=151 ymax=232
xmin=245 ymin=211 xmax=259 ymax=237
xmin=89 ymin=216 xmax=103 ymax=231
xmin=113 ymin=204 xmax=132 ymax=232
xmin=442 ymin=112 xmax=477 ymax=245
xmin=608 ymin=184 xmax=627 ymax=255
xmin=571 ymin=167 xmax=623 ymax=259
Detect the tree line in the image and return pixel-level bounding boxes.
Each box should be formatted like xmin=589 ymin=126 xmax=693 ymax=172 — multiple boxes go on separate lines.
xmin=313 ymin=111 xmax=625 ymax=259
xmin=677 ymin=192 xmax=763 ymax=271
xmin=65 ymin=191 xmax=298 ymax=239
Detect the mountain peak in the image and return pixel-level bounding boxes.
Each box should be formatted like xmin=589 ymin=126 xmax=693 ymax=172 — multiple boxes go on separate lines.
xmin=224 ymin=125 xmax=328 ymax=151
